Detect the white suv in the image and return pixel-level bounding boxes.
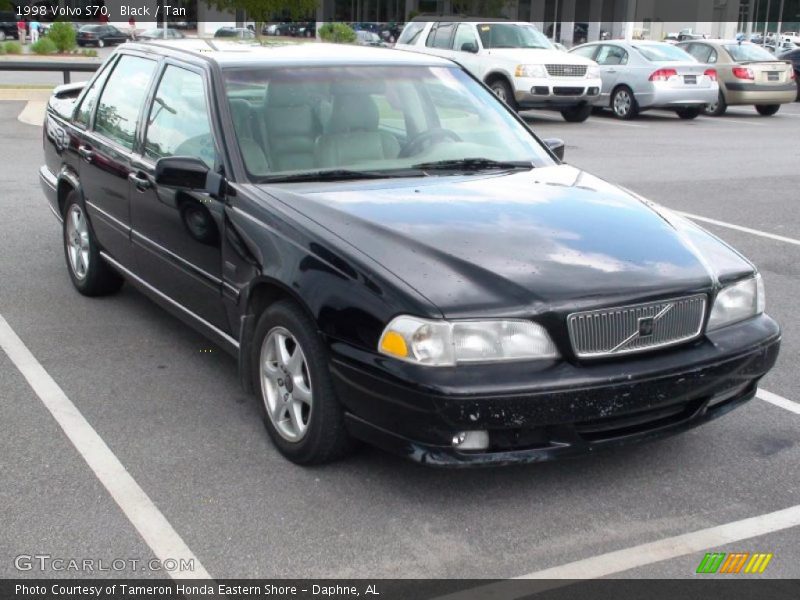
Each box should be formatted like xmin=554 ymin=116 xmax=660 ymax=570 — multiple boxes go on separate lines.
xmin=396 ymin=21 xmax=602 ymax=122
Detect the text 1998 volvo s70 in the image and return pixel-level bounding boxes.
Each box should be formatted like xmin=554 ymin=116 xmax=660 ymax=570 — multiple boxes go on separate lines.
xmin=39 ymin=40 xmax=780 ymax=466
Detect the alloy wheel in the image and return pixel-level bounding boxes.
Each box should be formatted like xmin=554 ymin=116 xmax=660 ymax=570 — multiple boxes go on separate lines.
xmin=613 ymin=90 xmax=632 ymax=117
xmin=260 ymin=327 xmax=313 ymax=442
xmin=65 ymin=204 xmax=90 ymax=280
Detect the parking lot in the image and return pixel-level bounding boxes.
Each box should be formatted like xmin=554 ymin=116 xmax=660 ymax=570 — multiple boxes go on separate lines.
xmin=1 ymin=95 xmax=799 ymax=584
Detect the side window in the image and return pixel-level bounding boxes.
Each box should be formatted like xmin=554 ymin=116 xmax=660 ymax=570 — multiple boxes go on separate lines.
xmin=397 ymin=22 xmax=425 ymax=45
xmin=571 ymin=45 xmax=598 ymax=60
xmin=426 ymin=22 xmax=455 ymax=49
xmin=144 ymin=65 xmax=215 ymax=168
xmin=595 ymin=45 xmax=628 ymax=65
xmin=708 ymin=49 xmax=718 ymax=63
xmin=94 ymin=55 xmax=156 ymax=150
xmin=452 ymin=23 xmax=478 ymax=52
xmin=74 ymin=60 xmax=113 ymax=128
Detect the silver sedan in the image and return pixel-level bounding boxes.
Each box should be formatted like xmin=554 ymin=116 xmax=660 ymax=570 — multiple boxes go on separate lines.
xmin=569 ymin=41 xmax=719 ymax=119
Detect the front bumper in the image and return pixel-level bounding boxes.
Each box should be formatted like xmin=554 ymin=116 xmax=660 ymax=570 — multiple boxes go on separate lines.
xmin=514 ymin=76 xmax=601 ymax=109
xmin=330 ymin=314 xmax=780 ymax=466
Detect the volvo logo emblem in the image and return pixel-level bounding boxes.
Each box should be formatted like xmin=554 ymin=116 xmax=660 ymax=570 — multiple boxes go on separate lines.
xmin=609 ymin=303 xmax=674 ymax=353
xmin=638 ymin=316 xmax=655 ymax=337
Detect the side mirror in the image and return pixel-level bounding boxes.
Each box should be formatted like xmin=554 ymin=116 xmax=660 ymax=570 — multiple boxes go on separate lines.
xmin=543 ymin=138 xmax=565 ymax=161
xmin=461 ymin=41 xmax=478 ymax=53
xmin=155 ymin=156 xmax=224 ymax=196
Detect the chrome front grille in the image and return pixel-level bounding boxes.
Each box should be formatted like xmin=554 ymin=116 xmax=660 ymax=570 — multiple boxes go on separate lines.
xmin=567 ymin=294 xmax=707 ymax=358
xmin=546 ymin=64 xmax=587 ymax=77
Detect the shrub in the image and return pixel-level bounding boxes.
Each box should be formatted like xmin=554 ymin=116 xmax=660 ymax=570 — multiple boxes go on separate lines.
xmin=47 ymin=21 xmax=77 ymax=52
xmin=82 ymin=48 xmax=98 ymax=57
xmin=4 ymin=41 xmax=22 ymax=54
xmin=318 ymin=22 xmax=356 ymax=44
xmin=31 ymin=37 xmax=57 ymax=55
xmin=0 ymin=43 xmax=6 ymax=55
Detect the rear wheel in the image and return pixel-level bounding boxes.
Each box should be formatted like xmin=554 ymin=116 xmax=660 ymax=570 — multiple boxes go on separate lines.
xmin=488 ymin=78 xmax=518 ymax=111
xmin=62 ymin=192 xmax=123 ymax=296
xmin=675 ymin=106 xmax=701 ymax=119
xmin=560 ymin=104 xmax=592 ymax=122
xmin=755 ymin=104 xmax=780 ymax=116
xmin=252 ymin=300 xmax=354 ymax=465
xmin=611 ymin=86 xmax=638 ymax=119
xmin=704 ymin=90 xmax=727 ymax=116
xmin=0 ymin=31 xmax=6 ymax=41
xmin=97 ymin=39 xmax=104 ymax=47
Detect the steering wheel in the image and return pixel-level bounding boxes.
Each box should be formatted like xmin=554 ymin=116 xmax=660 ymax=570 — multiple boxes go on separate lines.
xmin=399 ymin=128 xmax=462 ymax=158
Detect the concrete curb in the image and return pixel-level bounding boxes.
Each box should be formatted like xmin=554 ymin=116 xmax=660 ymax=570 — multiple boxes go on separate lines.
xmin=0 ymin=88 xmax=53 ymax=101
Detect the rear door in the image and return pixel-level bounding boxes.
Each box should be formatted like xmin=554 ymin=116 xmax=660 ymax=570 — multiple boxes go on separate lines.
xmin=129 ymin=61 xmax=230 ymax=332
xmin=77 ymin=53 xmax=158 ymax=267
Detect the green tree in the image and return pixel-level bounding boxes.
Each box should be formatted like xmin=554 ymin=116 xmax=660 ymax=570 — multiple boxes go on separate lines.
xmin=47 ymin=21 xmax=77 ymax=53
xmin=318 ymin=22 xmax=356 ymax=44
xmin=205 ymin=0 xmax=318 ymax=24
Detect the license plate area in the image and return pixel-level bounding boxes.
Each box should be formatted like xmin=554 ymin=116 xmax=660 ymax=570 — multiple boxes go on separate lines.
xmin=767 ymin=71 xmax=780 ymax=81
xmin=684 ymin=75 xmax=697 ymax=84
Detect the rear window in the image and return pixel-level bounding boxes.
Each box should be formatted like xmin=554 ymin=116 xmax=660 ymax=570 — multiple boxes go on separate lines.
xmin=724 ymin=43 xmax=776 ymax=62
xmin=633 ymin=43 xmax=695 ymax=62
xmin=397 ymin=22 xmax=425 ymax=45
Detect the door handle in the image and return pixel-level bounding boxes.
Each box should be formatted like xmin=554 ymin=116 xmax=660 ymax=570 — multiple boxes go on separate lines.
xmin=128 ymin=172 xmax=151 ymax=191
xmin=605 ymin=68 xmax=617 ymax=73
xmin=77 ymin=146 xmax=94 ymax=162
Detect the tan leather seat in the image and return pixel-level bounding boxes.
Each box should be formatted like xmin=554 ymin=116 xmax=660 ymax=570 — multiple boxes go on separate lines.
xmin=264 ymin=82 xmax=318 ymax=172
xmin=229 ymin=98 xmax=269 ymax=175
xmin=315 ymin=93 xmax=400 ymax=168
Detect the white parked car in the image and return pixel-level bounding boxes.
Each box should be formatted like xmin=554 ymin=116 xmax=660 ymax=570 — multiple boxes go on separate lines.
xmin=396 ymin=20 xmax=602 ymax=122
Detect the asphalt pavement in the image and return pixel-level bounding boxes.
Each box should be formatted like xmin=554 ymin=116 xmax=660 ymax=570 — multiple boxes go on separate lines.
xmin=0 ymin=97 xmax=798 ymax=582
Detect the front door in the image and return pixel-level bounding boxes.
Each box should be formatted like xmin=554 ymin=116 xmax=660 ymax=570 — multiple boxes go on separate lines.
xmin=130 ymin=62 xmax=230 ymax=333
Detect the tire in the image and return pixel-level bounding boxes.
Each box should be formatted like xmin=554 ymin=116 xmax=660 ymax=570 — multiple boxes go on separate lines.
xmin=755 ymin=104 xmax=780 ymax=116
xmin=488 ymin=78 xmax=519 ymax=111
xmin=795 ymin=75 xmax=800 ymax=101
xmin=97 ymin=39 xmax=104 ymax=47
xmin=251 ymin=300 xmax=353 ymax=465
xmin=704 ymin=90 xmax=727 ymax=116
xmin=610 ymin=86 xmax=638 ymax=120
xmin=560 ymin=104 xmax=592 ymax=122
xmin=0 ymin=31 xmax=6 ymax=42
xmin=675 ymin=106 xmax=701 ymax=120
xmin=62 ymin=191 xmax=123 ymax=296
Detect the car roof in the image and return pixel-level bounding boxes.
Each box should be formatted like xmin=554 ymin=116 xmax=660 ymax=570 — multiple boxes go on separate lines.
xmin=124 ymin=39 xmax=455 ymax=68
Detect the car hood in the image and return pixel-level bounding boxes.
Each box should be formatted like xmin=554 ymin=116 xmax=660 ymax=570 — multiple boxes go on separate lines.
xmin=484 ymin=48 xmax=596 ymax=65
xmin=257 ymin=166 xmax=754 ymax=318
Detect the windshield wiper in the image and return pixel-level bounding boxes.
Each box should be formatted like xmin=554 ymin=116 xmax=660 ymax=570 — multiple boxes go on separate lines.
xmin=255 ymin=168 xmax=425 ymax=183
xmin=411 ymin=158 xmax=534 ymax=173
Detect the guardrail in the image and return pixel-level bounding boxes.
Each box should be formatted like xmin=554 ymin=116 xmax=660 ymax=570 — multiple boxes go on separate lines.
xmin=0 ymin=59 xmax=101 ymax=84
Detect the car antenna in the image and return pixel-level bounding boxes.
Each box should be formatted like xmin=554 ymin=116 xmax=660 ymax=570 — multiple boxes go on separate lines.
xmin=205 ymin=38 xmax=219 ymax=51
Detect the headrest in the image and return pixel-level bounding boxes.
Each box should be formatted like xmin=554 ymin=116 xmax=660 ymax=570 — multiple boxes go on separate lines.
xmin=328 ymin=94 xmax=379 ymax=134
xmin=228 ymin=98 xmax=251 ymax=134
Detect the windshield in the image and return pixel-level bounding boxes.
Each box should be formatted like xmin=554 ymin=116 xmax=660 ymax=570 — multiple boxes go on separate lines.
xmin=633 ymin=43 xmax=695 ymax=62
xmin=477 ymin=23 xmax=552 ymax=50
xmin=724 ymin=43 xmax=776 ymax=62
xmin=222 ymin=65 xmax=553 ymax=181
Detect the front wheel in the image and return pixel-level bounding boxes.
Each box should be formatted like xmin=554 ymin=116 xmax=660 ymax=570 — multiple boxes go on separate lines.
xmin=560 ymin=104 xmax=592 ymax=122
xmin=252 ymin=300 xmax=354 ymax=465
xmin=611 ymin=86 xmax=638 ymax=120
xmin=675 ymin=106 xmax=701 ymax=120
xmin=704 ymin=91 xmax=727 ymax=116
xmin=488 ymin=78 xmax=518 ymax=111
xmin=62 ymin=192 xmax=123 ymax=296
xmin=755 ymin=104 xmax=780 ymax=116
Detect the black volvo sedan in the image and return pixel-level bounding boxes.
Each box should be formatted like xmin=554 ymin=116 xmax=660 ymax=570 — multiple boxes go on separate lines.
xmin=39 ymin=40 xmax=780 ymax=466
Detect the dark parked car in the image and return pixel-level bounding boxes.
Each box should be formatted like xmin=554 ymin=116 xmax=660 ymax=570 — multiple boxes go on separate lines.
xmin=214 ymin=27 xmax=255 ymax=39
xmin=0 ymin=11 xmax=21 ymax=40
xmin=137 ymin=28 xmax=185 ymax=40
xmin=77 ymin=24 xmax=129 ymax=47
xmin=778 ymin=47 xmax=800 ymax=99
xmin=40 ymin=41 xmax=780 ymax=466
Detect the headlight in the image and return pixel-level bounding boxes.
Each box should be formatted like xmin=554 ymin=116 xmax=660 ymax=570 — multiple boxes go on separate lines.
xmin=707 ymin=275 xmax=765 ymax=332
xmin=378 ymin=316 xmax=559 ymax=366
xmin=515 ymin=64 xmax=548 ymax=78
xmin=585 ymin=65 xmax=600 ymax=79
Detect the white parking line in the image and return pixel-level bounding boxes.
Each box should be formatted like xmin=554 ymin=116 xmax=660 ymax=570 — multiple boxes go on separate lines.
xmin=590 ymin=118 xmax=646 ymax=128
xmin=677 ymin=211 xmax=800 ymax=247
xmin=697 ymin=116 xmax=763 ymax=126
xmin=437 ymin=504 xmax=800 ymax=599
xmin=0 ymin=314 xmax=211 ymax=580
xmin=758 ymin=389 xmax=800 ymax=415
